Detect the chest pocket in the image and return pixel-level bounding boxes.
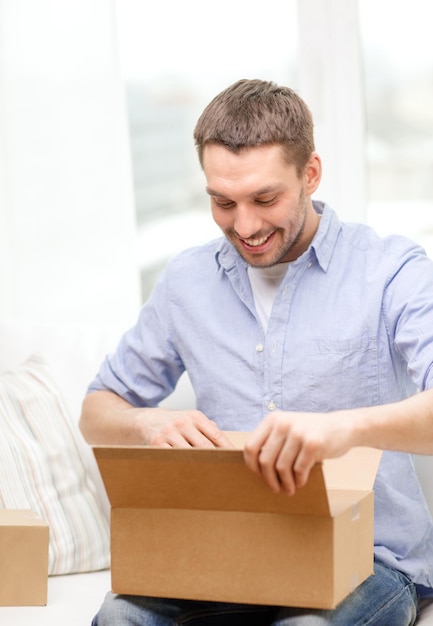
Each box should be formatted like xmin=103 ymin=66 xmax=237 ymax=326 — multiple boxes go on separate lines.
xmin=284 ymin=335 xmax=379 ymax=411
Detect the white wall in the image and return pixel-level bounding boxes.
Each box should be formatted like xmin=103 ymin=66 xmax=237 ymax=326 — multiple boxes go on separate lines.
xmin=0 ymin=0 xmax=140 ymax=327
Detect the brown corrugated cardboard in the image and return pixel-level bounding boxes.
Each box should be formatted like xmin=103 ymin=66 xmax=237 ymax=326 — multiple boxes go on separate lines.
xmin=0 ymin=509 xmax=49 ymax=606
xmin=93 ymin=439 xmax=382 ymax=609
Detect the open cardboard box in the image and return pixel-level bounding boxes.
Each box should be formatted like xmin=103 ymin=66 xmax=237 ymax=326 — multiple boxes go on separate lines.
xmin=93 ymin=434 xmax=381 ymax=609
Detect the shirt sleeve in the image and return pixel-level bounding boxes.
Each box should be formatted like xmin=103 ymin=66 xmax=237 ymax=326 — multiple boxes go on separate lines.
xmin=383 ymin=237 xmax=433 ymax=391
xmin=87 ymin=267 xmax=185 ymax=406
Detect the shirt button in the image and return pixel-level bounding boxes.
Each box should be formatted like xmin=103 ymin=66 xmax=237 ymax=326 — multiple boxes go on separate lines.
xmin=307 ymin=262 xmax=312 ymax=268
xmin=267 ymin=400 xmax=276 ymax=411
xmin=256 ymin=343 xmax=264 ymax=352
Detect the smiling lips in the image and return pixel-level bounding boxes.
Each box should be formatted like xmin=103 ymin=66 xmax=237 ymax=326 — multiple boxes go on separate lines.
xmin=240 ymin=231 xmax=275 ymax=251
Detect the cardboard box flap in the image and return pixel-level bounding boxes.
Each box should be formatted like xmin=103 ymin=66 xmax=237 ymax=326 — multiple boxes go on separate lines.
xmin=93 ymin=446 xmax=331 ymax=516
xmin=323 ymin=447 xmax=382 ymax=491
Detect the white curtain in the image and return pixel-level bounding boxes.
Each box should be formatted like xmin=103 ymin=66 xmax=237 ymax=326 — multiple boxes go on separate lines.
xmin=0 ymin=0 xmax=140 ymax=325
xmin=297 ymin=0 xmax=366 ymax=223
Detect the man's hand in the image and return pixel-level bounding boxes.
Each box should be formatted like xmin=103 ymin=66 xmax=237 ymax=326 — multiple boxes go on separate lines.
xmin=243 ymin=410 xmax=354 ymax=495
xmin=135 ymin=407 xmax=235 ymax=449
xmin=80 ymin=390 xmax=234 ymax=449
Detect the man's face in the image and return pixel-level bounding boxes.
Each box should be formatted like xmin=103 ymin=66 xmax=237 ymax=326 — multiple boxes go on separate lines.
xmin=203 ymin=144 xmax=320 ymax=266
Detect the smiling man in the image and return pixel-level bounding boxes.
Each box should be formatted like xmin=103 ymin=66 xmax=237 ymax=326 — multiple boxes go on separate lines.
xmin=80 ymin=79 xmax=433 ymax=625
xmin=204 ymin=144 xmax=320 ymax=267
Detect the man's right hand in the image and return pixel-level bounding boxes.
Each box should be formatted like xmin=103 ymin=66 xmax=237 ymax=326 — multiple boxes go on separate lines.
xmin=79 ymin=389 xmax=234 ymax=449
xmin=134 ymin=406 xmax=234 ymax=448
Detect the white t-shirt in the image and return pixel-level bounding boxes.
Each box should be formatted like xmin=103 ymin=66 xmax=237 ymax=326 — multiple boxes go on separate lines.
xmin=247 ymin=263 xmax=290 ymax=333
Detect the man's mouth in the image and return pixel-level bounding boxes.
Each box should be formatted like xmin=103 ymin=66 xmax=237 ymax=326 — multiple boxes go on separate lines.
xmin=243 ymin=234 xmax=270 ymax=246
xmin=240 ymin=232 xmax=275 ymax=250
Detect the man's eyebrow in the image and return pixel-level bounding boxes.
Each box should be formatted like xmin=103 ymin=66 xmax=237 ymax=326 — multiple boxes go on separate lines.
xmin=206 ymin=187 xmax=225 ymax=197
xmin=252 ymin=185 xmax=282 ymax=196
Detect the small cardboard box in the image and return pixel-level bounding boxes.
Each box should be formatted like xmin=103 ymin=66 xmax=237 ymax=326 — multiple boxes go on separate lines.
xmin=93 ymin=439 xmax=381 ymax=609
xmin=0 ymin=509 xmax=49 ymax=606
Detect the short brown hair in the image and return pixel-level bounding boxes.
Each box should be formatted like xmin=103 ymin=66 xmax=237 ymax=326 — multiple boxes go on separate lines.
xmin=193 ymin=79 xmax=315 ymax=174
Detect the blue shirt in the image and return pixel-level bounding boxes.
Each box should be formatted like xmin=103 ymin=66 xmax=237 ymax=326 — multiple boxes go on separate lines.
xmin=89 ymin=202 xmax=433 ymax=595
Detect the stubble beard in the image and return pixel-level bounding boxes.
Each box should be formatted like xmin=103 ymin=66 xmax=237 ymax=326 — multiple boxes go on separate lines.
xmin=227 ymin=190 xmax=309 ymax=268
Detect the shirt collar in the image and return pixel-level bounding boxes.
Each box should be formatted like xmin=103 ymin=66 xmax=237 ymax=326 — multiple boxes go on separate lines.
xmin=215 ymin=239 xmax=246 ymax=272
xmin=309 ymin=201 xmax=342 ymax=272
xmin=214 ymin=200 xmax=342 ymax=273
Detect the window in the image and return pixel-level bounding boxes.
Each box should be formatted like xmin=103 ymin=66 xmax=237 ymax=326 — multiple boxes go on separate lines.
xmin=359 ymin=0 xmax=433 ymax=255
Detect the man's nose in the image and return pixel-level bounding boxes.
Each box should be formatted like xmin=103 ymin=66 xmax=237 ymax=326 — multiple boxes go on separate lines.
xmin=233 ymin=205 xmax=262 ymax=239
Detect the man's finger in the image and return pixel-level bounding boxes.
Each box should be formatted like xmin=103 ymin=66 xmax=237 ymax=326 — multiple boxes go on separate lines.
xmin=243 ymin=427 xmax=270 ymax=475
xmin=257 ymin=444 xmax=284 ymax=493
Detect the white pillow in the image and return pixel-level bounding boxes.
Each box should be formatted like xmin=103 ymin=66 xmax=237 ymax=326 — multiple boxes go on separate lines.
xmin=0 ymin=355 xmax=110 ymax=575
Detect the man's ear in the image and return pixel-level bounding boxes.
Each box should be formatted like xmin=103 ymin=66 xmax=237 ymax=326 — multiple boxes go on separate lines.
xmin=304 ymin=153 xmax=322 ymax=195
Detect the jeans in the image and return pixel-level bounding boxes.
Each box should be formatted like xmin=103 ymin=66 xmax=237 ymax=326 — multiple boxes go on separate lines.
xmin=92 ymin=561 xmax=418 ymax=626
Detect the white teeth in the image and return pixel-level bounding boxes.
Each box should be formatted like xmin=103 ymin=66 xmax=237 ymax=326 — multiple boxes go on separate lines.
xmin=244 ymin=235 xmax=269 ymax=247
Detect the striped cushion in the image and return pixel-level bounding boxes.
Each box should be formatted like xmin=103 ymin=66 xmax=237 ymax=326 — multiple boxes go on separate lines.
xmin=0 ymin=355 xmax=110 ymax=575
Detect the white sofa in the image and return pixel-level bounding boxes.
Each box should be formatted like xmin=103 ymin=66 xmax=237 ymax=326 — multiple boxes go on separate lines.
xmin=0 ymin=319 xmax=431 ymax=626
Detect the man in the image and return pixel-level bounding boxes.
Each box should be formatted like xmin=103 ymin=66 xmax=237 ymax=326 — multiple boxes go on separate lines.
xmin=80 ymin=79 xmax=433 ymax=625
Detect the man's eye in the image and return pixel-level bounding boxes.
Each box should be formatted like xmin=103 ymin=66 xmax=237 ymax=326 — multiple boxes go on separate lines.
xmin=214 ymin=198 xmax=234 ymax=209
xmin=255 ymin=198 xmax=276 ymax=206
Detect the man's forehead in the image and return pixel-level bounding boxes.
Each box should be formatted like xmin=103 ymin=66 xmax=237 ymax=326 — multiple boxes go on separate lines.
xmin=202 ymin=142 xmax=285 ymax=161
